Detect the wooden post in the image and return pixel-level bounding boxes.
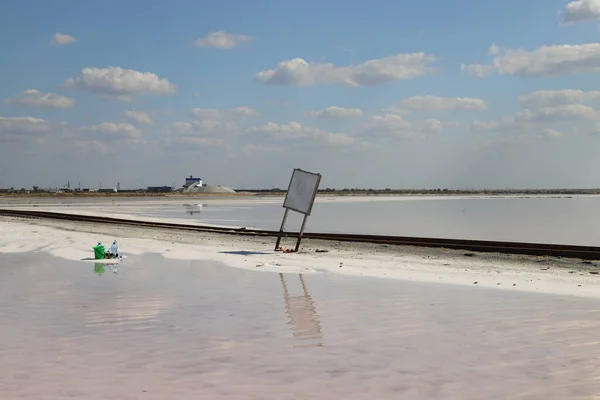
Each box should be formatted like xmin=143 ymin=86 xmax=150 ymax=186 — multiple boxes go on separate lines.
xmin=294 ymin=213 xmax=309 ymax=253
xmin=274 ymin=208 xmax=289 ymax=250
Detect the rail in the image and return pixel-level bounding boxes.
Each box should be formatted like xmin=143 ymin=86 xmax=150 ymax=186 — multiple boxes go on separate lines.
xmin=1 ymin=209 xmax=599 ymax=260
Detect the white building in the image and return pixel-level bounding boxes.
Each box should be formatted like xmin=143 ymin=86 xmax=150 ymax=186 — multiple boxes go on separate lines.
xmin=184 ymin=175 xmax=203 ymax=188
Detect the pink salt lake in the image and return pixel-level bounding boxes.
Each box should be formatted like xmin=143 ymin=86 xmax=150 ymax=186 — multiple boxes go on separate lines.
xmin=1 ymin=252 xmax=600 ymax=399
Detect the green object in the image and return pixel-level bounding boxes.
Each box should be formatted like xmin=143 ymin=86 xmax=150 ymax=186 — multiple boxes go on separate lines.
xmin=93 ymin=245 xmax=105 ymax=260
xmin=94 ymin=263 xmax=106 ymax=275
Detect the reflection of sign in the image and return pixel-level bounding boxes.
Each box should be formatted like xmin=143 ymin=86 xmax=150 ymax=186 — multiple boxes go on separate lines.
xmin=283 ymin=169 xmax=321 ymax=216
xmin=279 ymin=273 xmax=323 ymax=348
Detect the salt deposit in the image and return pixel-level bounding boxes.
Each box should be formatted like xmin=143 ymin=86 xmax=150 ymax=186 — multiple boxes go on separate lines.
xmin=1 ymin=215 xmax=600 ymax=298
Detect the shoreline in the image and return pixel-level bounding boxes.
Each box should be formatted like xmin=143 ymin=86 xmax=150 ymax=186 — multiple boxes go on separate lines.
xmin=2 ymin=189 xmax=600 ymax=199
xmin=1 ymin=192 xmax=599 ymax=206
xmin=2 ymin=215 xmax=600 ymax=299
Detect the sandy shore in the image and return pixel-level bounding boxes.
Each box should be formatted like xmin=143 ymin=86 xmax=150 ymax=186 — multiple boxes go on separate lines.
xmin=1 ymin=215 xmax=600 ymax=298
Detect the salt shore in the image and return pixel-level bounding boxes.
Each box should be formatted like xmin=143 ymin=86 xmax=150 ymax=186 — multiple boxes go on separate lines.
xmin=1 ymin=193 xmax=597 ymax=208
xmin=1 ymin=215 xmax=600 ymax=298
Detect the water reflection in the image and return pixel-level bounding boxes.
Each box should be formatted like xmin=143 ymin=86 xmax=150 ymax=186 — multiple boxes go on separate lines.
xmin=93 ymin=263 xmax=106 ymax=275
xmin=183 ymin=203 xmax=204 ymax=215
xmin=83 ymin=294 xmax=176 ymax=329
xmin=8 ymin=253 xmax=600 ymax=397
xmin=93 ymin=262 xmax=119 ymax=275
xmin=279 ymin=273 xmax=323 ymax=348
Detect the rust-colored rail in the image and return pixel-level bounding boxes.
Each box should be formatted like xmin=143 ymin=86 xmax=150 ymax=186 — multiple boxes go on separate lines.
xmin=1 ymin=209 xmax=599 ymax=260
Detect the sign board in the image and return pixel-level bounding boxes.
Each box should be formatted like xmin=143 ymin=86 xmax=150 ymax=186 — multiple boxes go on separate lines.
xmin=275 ymin=168 xmax=322 ymax=252
xmin=283 ymin=169 xmax=321 ymax=216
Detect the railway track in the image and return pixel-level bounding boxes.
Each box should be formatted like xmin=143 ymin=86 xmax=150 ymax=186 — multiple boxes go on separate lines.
xmin=1 ymin=209 xmax=600 ymax=260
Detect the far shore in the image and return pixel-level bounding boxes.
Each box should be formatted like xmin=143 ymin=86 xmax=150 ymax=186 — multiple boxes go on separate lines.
xmin=1 ymin=188 xmax=600 ymax=199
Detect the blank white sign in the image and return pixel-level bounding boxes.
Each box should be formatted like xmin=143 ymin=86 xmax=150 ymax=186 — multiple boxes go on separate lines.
xmin=283 ymin=169 xmax=321 ymax=215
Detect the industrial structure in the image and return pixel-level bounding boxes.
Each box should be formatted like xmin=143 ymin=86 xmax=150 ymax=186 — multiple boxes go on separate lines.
xmin=180 ymin=174 xmax=235 ymax=193
xmin=5 ymin=175 xmax=237 ymax=194
xmin=97 ymin=182 xmax=119 ymax=193
xmin=147 ymin=186 xmax=173 ymax=193
xmin=184 ymin=176 xmax=203 ymax=189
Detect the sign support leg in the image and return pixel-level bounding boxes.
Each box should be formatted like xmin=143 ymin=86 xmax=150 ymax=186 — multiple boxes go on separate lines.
xmin=294 ymin=213 xmax=308 ymax=253
xmin=275 ymin=209 xmax=289 ymax=250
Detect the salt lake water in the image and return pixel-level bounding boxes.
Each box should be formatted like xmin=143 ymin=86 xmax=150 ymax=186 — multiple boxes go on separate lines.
xmin=128 ymin=195 xmax=600 ymax=246
xmin=3 ymin=252 xmax=600 ymax=399
xmin=3 ymin=195 xmax=600 ymax=246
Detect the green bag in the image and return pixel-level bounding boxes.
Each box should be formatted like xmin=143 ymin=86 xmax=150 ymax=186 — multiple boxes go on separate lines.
xmin=93 ymin=245 xmax=105 ymax=260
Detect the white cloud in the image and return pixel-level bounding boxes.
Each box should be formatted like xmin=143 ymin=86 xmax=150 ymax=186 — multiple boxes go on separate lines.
xmin=488 ymin=43 xmax=500 ymax=56
xmin=5 ymin=89 xmax=75 ymax=109
xmin=544 ymin=128 xmax=563 ymax=137
xmin=71 ymin=140 xmax=112 ymax=154
xmin=461 ymin=43 xmax=600 ymax=78
xmin=360 ymin=114 xmax=457 ymax=138
xmin=472 ymin=119 xmax=503 ymax=131
xmin=381 ymin=105 xmax=412 ymax=115
xmin=242 ymin=144 xmax=286 ymax=154
xmin=190 ymin=106 xmax=258 ymax=120
xmin=82 ymin=122 xmax=141 ymax=138
xmin=460 ymin=63 xmax=493 ymax=78
xmin=519 ymin=89 xmax=600 ymax=108
xmin=362 ymin=114 xmax=412 ymax=136
xmin=256 ymin=53 xmax=438 ymax=87
xmin=169 ymin=120 xmax=239 ymax=135
xmin=169 ymin=122 xmax=194 ymax=133
xmin=478 ymin=90 xmax=600 ymax=136
xmin=65 ymin=67 xmax=176 ymax=101
xmin=194 ymin=30 xmax=253 ymax=49
xmin=50 ymin=33 xmax=77 ymax=46
xmin=122 ymin=111 xmax=153 ymax=125
xmin=398 ymin=95 xmax=486 ymax=112
xmin=422 ymin=119 xmax=444 ymax=134
xmin=561 ymin=0 xmax=600 ymax=24
xmin=176 ymin=137 xmax=225 ymax=147
xmin=166 ymin=107 xmax=258 ymax=136
xmin=247 ymin=122 xmax=356 ymax=145
xmin=528 ymin=104 xmax=599 ymax=121
xmin=305 ymin=106 xmax=364 ymax=119
xmin=0 ymin=116 xmax=52 ymax=135
xmin=473 ymin=104 xmax=600 ymax=132
xmin=422 ymin=119 xmax=461 ymax=134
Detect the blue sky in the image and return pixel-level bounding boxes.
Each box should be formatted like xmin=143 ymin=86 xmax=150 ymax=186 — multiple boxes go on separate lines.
xmin=1 ymin=0 xmax=600 ymax=189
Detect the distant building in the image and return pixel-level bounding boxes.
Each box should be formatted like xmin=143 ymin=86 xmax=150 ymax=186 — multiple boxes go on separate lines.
xmin=98 ymin=188 xmax=117 ymax=193
xmin=184 ymin=175 xmax=203 ymax=188
xmin=147 ymin=186 xmax=173 ymax=193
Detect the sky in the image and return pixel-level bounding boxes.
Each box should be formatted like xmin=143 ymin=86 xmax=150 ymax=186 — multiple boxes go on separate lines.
xmin=1 ymin=0 xmax=600 ymax=190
